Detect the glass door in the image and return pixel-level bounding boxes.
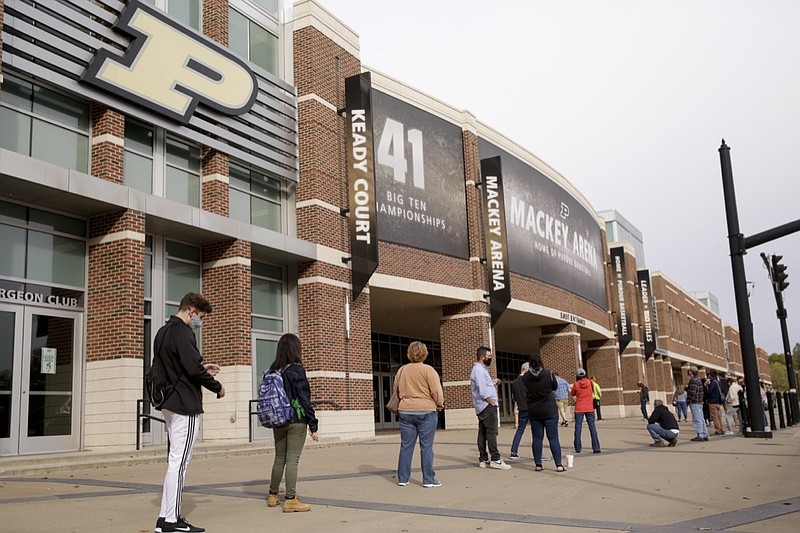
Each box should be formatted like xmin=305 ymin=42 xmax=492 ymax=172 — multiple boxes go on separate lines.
xmin=20 ymin=308 xmax=82 ymax=454
xmin=373 ymin=371 xmax=399 ymax=430
xmin=0 ymin=306 xmax=23 ymax=455
xmin=0 ymin=305 xmax=82 ymax=455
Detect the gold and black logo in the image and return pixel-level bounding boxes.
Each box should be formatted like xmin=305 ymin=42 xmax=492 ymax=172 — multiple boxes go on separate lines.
xmin=83 ymin=0 xmax=257 ymax=124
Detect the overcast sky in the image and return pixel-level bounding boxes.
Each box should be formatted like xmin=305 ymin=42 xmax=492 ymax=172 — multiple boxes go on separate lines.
xmin=314 ymin=0 xmax=800 ymax=356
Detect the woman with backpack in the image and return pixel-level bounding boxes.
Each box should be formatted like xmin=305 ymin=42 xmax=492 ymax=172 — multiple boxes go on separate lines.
xmin=266 ymin=333 xmax=319 ymax=512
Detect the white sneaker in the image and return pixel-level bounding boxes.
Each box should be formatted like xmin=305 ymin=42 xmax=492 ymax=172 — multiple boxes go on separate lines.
xmin=489 ymin=460 xmax=511 ymax=470
xmin=725 ymin=431 xmax=734 ymax=435
xmin=423 ymin=480 xmax=442 ymax=488
xmin=508 ymin=454 xmax=520 ymax=460
xmin=478 ymin=461 xmax=489 ymax=468
xmin=397 ymin=482 xmax=408 ymax=486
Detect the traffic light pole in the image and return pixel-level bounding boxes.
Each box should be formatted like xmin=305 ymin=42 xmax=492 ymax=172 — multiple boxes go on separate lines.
xmin=719 ymin=141 xmax=771 ymax=437
xmin=775 ymin=292 xmax=799 ymax=425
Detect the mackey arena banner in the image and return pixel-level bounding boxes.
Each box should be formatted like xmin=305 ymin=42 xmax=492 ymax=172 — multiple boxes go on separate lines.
xmin=371 ymin=90 xmax=469 ymax=259
xmin=478 ymin=139 xmax=607 ymax=310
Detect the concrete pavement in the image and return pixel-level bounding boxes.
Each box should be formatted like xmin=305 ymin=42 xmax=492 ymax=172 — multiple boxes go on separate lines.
xmin=1 ymin=418 xmax=799 ymax=532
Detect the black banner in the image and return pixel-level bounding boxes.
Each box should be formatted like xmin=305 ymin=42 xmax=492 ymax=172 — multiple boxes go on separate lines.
xmin=637 ymin=269 xmax=658 ymax=360
xmin=372 ymin=90 xmax=469 ymax=258
xmin=344 ymin=73 xmax=379 ymax=299
xmin=478 ymin=139 xmax=607 ymax=309
xmin=611 ymin=247 xmax=632 ymax=353
xmin=480 ymin=157 xmax=511 ymax=327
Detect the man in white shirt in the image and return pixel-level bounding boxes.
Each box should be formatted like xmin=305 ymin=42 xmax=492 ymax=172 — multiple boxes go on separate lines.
xmin=470 ymin=346 xmax=511 ymax=470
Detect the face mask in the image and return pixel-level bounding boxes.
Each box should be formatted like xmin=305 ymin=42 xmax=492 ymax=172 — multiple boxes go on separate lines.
xmin=484 ymin=357 xmax=493 ymax=367
xmin=189 ymin=316 xmax=203 ymax=330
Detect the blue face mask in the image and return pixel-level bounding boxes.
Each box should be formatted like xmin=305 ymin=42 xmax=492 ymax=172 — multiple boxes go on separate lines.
xmin=189 ymin=315 xmax=203 ymax=330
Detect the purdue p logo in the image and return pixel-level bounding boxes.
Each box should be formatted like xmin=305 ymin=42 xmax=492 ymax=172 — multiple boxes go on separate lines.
xmin=83 ymin=0 xmax=257 ymax=124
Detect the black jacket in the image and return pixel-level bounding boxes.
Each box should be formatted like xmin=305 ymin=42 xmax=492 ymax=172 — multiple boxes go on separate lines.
xmin=153 ymin=316 xmax=222 ymax=415
xmin=522 ymin=368 xmax=558 ymax=420
xmin=512 ymin=374 xmax=528 ymax=413
xmin=281 ymin=364 xmax=319 ymax=433
xmin=648 ymin=404 xmax=679 ymax=431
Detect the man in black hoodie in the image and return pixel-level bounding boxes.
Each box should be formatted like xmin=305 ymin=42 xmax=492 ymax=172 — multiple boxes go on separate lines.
xmin=153 ymin=292 xmax=225 ymax=533
xmin=647 ymin=399 xmax=679 ymax=447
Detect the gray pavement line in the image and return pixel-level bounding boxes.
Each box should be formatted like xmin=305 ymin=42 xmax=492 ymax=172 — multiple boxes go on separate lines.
xmin=633 ymin=495 xmax=800 ymax=533
xmin=0 ymin=477 xmax=160 ymax=491
xmin=0 ymin=489 xmax=143 ymax=505
xmin=185 ymin=487 xmax=638 ymax=531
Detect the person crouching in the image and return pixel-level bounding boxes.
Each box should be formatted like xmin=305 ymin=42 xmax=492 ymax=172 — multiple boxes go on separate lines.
xmin=647 ymin=399 xmax=679 ymax=447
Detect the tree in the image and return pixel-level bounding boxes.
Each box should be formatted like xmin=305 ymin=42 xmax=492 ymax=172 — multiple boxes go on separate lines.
xmin=770 ymin=360 xmax=789 ymax=391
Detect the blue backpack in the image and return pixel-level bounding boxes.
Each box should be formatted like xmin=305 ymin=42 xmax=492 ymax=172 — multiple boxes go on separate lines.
xmin=257 ymin=366 xmax=295 ymax=428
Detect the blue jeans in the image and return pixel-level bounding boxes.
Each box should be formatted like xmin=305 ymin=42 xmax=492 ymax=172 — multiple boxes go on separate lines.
xmin=647 ymin=423 xmax=678 ymax=443
xmin=531 ymin=413 xmax=562 ymax=466
xmin=510 ymin=409 xmax=530 ymax=455
xmin=690 ymin=403 xmax=708 ymax=438
xmin=675 ymin=401 xmax=688 ymax=421
xmin=397 ymin=411 xmax=438 ymax=485
xmin=640 ymin=400 xmax=649 ymax=419
xmin=574 ymin=411 xmax=601 ymax=453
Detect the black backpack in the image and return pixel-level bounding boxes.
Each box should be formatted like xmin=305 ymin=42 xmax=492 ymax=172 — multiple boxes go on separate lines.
xmin=145 ymin=322 xmax=181 ymax=409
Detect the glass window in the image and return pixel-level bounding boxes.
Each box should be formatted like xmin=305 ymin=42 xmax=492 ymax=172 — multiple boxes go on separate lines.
xmin=0 ymin=76 xmax=89 ymax=173
xmin=229 ymin=162 xmax=282 ymax=231
xmin=0 ymin=200 xmax=28 ymax=224
xmin=251 ymin=0 xmax=279 ymax=17
xmin=251 ymin=261 xmax=283 ymax=332
xmin=145 ymin=0 xmax=201 ymax=30
xmin=0 ymin=224 xmax=27 ymax=278
xmin=165 ymin=137 xmax=200 ymax=208
xmin=26 ymin=231 xmax=86 ymax=287
xmin=228 ymin=7 xmax=279 ymax=74
xmin=166 ymin=240 xmax=200 ymax=262
xmin=124 ymin=121 xmax=154 ymax=194
xmin=28 ymin=209 xmax=86 ymax=237
xmin=166 ymin=240 xmax=201 ymax=303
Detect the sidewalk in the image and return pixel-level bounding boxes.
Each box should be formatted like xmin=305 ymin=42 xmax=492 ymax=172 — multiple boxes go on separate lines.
xmin=1 ymin=418 xmax=799 ymax=532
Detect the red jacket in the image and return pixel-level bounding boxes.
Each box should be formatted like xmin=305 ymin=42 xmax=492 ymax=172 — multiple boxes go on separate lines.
xmin=570 ymin=378 xmax=595 ymax=413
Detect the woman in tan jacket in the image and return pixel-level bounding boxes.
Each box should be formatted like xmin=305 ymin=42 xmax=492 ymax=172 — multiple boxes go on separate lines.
xmin=395 ymin=341 xmax=445 ymax=488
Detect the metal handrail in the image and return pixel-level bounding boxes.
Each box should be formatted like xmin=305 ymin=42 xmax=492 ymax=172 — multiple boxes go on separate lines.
xmin=136 ymin=399 xmax=166 ymax=450
xmin=248 ymin=398 xmax=342 ymax=442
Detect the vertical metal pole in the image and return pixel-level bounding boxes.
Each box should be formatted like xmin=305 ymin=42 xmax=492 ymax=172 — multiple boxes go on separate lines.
xmin=718 ymin=141 xmax=771 ymax=437
xmin=775 ymin=292 xmax=800 ymax=424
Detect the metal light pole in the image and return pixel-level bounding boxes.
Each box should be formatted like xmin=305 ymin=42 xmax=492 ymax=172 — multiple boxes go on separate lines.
xmin=719 ymin=140 xmax=771 ymax=437
xmin=761 ymin=253 xmax=799 ymax=425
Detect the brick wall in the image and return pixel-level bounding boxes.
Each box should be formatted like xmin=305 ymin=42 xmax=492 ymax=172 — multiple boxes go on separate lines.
xmin=86 ymin=210 xmax=145 ymax=362
xmin=441 ymin=303 xmax=492 ymax=411
xmin=90 ymin=104 xmax=125 ymax=184
xmin=201 ymin=240 xmax=250 ymax=367
xmin=201 ymin=147 xmax=229 ymax=217
xmin=203 ymin=0 xmax=229 ymax=46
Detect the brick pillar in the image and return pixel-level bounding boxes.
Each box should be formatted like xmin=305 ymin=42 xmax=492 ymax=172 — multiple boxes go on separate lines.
xmin=200 ymin=2 xmax=231 ymax=218
xmin=203 ymin=0 xmax=228 ymax=46
xmin=84 ymin=209 xmax=145 ymax=449
xmin=199 ymin=239 xmax=250 ymax=441
xmin=440 ymin=302 xmax=492 ymax=429
xmin=621 ymin=344 xmax=645 ymax=417
xmin=648 ymin=355 xmax=663 ymax=398
xmin=293 ymin=13 xmax=374 ymax=439
xmin=661 ymin=356 xmax=675 ymax=403
xmin=586 ymin=339 xmax=622 ymax=417
xmin=201 ymin=147 xmax=229 ymax=216
xmin=540 ymin=323 xmax=581 ymax=378
xmin=90 ymin=104 xmax=124 ymax=183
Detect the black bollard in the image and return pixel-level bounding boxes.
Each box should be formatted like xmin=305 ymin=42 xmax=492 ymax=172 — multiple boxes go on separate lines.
xmin=767 ymin=391 xmax=777 ymax=430
xmin=784 ymin=391 xmax=794 ymax=427
xmin=777 ymin=391 xmax=786 ymax=429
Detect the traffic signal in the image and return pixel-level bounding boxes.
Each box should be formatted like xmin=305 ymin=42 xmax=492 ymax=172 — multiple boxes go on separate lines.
xmin=771 ymin=255 xmax=789 ymax=292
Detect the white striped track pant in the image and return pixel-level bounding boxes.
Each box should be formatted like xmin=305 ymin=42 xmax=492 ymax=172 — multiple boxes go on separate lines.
xmin=159 ymin=410 xmax=200 ymax=523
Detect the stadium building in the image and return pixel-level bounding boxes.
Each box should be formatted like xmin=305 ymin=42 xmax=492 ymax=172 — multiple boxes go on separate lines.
xmin=0 ymin=0 xmax=768 ymax=456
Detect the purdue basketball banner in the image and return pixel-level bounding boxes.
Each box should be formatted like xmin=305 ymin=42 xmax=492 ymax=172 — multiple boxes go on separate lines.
xmin=637 ymin=269 xmax=658 ymax=360
xmin=611 ymin=247 xmax=632 ymax=353
xmin=480 ymin=157 xmax=511 ymax=327
xmin=344 ymin=73 xmax=379 ymax=299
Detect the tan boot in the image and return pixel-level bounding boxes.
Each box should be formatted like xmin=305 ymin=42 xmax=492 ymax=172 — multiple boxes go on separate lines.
xmin=283 ymin=496 xmax=311 ymax=513
xmin=267 ymin=493 xmax=279 ymax=507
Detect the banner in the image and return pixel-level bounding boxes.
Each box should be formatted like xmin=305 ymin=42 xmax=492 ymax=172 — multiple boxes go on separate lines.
xmin=372 ymin=90 xmax=469 ymax=258
xmin=611 ymin=247 xmax=632 ymax=353
xmin=344 ymin=73 xmax=379 ymax=299
xmin=478 ymin=139 xmax=607 ymax=309
xmin=480 ymin=157 xmax=511 ymax=327
xmin=637 ymin=269 xmax=658 ymax=360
